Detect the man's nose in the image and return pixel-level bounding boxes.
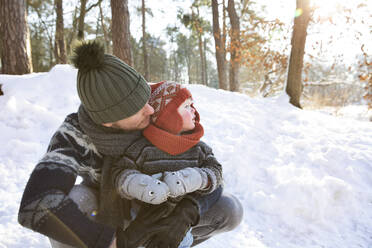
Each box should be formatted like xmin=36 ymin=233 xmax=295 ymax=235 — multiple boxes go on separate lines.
xmin=145 ymin=103 xmax=154 ymax=115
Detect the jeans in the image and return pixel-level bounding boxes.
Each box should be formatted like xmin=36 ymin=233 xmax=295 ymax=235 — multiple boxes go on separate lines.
xmin=191 ymin=191 xmax=243 ymax=246
xmin=49 ymin=184 xmax=243 ymax=247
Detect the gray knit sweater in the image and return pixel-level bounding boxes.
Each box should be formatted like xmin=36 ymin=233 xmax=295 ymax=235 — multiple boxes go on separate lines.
xmin=112 ymin=137 xmax=222 ymax=195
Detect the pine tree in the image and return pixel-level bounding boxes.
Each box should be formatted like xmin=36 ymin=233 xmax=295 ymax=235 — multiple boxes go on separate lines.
xmin=0 ymin=0 xmax=33 ymax=74
xmin=111 ymin=0 xmax=133 ymax=65
xmin=286 ymin=0 xmax=311 ymax=108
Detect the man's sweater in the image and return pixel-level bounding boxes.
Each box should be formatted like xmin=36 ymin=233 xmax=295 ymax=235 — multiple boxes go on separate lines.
xmin=18 ymin=113 xmax=222 ymax=248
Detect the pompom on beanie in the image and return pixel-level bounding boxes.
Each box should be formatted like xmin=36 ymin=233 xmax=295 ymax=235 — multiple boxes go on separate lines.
xmin=72 ymin=41 xmax=150 ymax=124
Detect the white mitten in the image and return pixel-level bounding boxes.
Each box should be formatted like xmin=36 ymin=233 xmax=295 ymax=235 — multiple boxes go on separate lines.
xmin=163 ymin=167 xmax=208 ymax=197
xmin=119 ymin=173 xmax=170 ymax=204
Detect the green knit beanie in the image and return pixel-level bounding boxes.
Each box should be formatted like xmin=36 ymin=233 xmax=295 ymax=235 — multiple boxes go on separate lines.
xmin=72 ymin=41 xmax=150 ymax=124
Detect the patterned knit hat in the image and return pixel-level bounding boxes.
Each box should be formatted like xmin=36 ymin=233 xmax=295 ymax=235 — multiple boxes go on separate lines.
xmin=148 ymin=81 xmax=200 ymax=134
xmin=72 ymin=41 xmax=150 ymax=124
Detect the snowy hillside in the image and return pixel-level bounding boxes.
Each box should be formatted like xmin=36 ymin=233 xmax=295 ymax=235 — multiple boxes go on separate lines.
xmin=0 ymin=65 xmax=371 ymax=248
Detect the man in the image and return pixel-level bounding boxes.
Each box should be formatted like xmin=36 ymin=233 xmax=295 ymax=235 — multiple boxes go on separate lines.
xmin=18 ymin=41 xmax=243 ymax=248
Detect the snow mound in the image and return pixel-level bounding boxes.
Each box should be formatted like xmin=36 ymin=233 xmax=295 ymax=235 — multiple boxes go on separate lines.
xmin=0 ymin=66 xmax=371 ymax=248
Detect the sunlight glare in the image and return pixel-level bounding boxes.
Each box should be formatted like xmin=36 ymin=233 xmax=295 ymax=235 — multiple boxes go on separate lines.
xmin=295 ymin=8 xmax=303 ymax=18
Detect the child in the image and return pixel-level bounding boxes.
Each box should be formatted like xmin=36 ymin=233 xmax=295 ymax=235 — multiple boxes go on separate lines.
xmin=98 ymin=81 xmax=223 ymax=247
xmin=116 ymin=82 xmax=222 ymax=203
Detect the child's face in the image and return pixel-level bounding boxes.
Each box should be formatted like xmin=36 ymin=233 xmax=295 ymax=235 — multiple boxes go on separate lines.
xmin=177 ymin=98 xmax=196 ymax=133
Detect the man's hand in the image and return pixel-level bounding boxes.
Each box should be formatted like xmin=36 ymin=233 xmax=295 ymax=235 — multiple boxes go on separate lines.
xmin=119 ymin=173 xmax=170 ymax=204
xmin=115 ymin=202 xmax=171 ymax=248
xmin=146 ymin=199 xmax=199 ymax=248
xmin=163 ymin=168 xmax=208 ymax=197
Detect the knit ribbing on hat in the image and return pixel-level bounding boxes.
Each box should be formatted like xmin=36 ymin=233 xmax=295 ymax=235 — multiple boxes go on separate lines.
xmin=75 ymin=42 xmax=150 ymax=124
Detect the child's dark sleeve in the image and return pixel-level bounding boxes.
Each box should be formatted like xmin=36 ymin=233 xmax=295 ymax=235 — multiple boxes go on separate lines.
xmin=196 ymin=141 xmax=223 ymax=194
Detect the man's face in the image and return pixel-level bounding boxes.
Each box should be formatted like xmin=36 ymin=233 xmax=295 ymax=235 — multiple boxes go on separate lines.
xmin=102 ymin=103 xmax=154 ymax=131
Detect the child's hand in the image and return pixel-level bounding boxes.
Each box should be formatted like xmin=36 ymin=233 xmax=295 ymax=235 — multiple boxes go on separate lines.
xmin=120 ymin=173 xmax=170 ymax=204
xmin=163 ymin=168 xmax=208 ymax=197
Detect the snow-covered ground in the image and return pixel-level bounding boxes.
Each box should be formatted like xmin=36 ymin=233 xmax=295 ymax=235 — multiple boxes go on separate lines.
xmin=0 ymin=65 xmax=371 ymax=248
xmin=304 ymin=105 xmax=371 ymax=123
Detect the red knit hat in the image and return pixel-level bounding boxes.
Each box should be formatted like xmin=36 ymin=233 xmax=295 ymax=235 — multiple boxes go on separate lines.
xmin=148 ymin=81 xmax=200 ymax=134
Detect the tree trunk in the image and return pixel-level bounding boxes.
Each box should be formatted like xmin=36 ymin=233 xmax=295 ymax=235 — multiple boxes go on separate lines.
xmin=142 ymin=0 xmax=149 ymax=80
xmin=173 ymin=54 xmax=179 ymax=81
xmin=77 ymin=0 xmax=87 ymax=40
xmin=192 ymin=8 xmax=206 ymax=85
xmin=365 ymin=76 xmax=372 ymax=111
xmin=186 ymin=40 xmax=192 ymax=84
xmin=111 ymin=0 xmax=133 ymax=65
xmin=0 ymin=0 xmax=32 ymax=74
xmin=197 ymin=33 xmax=205 ymax=85
xmin=212 ymin=0 xmax=228 ymax=90
xmin=222 ymin=0 xmax=227 ymax=60
xmin=222 ymin=0 xmax=228 ymax=82
xmin=203 ymin=38 xmax=208 ymax=86
xmin=187 ymin=60 xmax=192 ymax=84
xmin=66 ymin=6 xmax=78 ymax=54
xmin=285 ymin=0 xmax=311 ymax=108
xmin=227 ymin=0 xmax=240 ymax=92
xmin=54 ymin=0 xmax=67 ymax=64
xmin=99 ymin=2 xmax=110 ymax=53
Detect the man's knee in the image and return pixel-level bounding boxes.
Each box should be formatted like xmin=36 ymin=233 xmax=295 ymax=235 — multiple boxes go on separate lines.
xmin=216 ymin=192 xmax=243 ymax=232
xmin=68 ymin=184 xmax=98 ymax=218
xmin=49 ymin=185 xmax=99 ymax=248
xmin=191 ymin=192 xmax=243 ymax=246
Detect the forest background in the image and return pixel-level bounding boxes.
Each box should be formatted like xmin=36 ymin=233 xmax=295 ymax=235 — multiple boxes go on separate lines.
xmin=0 ymin=0 xmax=371 ymax=116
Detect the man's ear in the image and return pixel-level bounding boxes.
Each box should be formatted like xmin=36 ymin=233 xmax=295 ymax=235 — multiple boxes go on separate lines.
xmin=102 ymin=122 xmax=113 ymax=128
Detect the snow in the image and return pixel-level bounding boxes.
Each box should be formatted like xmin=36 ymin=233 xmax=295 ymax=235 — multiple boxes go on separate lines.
xmin=0 ymin=65 xmax=371 ymax=248
xmin=313 ymin=105 xmax=371 ymax=122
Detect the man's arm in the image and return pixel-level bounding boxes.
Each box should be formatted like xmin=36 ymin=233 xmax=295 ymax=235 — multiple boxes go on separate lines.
xmin=18 ymin=113 xmax=115 ymax=248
